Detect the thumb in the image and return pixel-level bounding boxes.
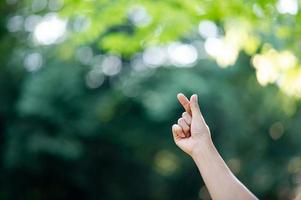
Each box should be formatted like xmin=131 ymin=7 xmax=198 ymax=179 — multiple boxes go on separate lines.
xmin=190 ymin=94 xmax=202 ymax=118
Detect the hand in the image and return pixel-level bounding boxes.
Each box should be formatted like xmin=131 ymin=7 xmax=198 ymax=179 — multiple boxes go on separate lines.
xmin=172 ymin=93 xmax=211 ymax=156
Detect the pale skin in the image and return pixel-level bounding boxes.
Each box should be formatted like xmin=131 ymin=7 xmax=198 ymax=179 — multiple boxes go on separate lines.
xmin=172 ymin=93 xmax=258 ymax=200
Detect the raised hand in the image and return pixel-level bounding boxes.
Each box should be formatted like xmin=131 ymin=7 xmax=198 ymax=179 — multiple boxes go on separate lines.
xmin=172 ymin=93 xmax=211 ymax=156
xmin=172 ymin=93 xmax=258 ymax=200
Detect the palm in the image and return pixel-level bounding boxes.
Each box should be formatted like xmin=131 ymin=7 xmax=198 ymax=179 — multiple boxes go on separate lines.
xmin=175 ymin=137 xmax=195 ymax=155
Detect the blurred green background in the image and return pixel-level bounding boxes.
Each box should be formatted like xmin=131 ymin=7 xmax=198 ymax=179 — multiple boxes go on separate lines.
xmin=1 ymin=0 xmax=301 ymax=199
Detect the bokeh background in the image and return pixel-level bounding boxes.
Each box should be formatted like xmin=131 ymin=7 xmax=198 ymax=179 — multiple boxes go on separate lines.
xmin=1 ymin=0 xmax=301 ymax=199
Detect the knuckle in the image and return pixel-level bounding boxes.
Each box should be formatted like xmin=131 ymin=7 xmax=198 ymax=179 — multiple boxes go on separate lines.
xmin=177 ymin=118 xmax=183 ymax=123
xmin=182 ymin=112 xmax=188 ymax=117
xmin=172 ymin=124 xmax=179 ymax=132
xmin=183 ymin=112 xmax=191 ymax=120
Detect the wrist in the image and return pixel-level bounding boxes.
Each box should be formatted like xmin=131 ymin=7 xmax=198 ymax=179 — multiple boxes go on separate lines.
xmin=191 ymin=135 xmax=214 ymax=159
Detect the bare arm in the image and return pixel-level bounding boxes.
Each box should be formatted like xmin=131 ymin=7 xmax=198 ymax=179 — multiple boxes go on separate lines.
xmin=172 ymin=93 xmax=258 ymax=200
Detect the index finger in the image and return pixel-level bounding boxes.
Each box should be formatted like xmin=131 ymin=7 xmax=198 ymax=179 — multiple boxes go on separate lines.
xmin=177 ymin=93 xmax=192 ymax=115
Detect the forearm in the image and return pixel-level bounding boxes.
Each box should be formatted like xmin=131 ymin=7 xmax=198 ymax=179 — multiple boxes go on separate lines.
xmin=173 ymin=94 xmax=257 ymax=200
xmin=191 ymin=137 xmax=258 ymax=200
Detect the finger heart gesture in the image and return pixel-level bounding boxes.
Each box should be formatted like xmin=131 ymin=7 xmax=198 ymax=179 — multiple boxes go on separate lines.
xmin=172 ymin=93 xmax=211 ymax=156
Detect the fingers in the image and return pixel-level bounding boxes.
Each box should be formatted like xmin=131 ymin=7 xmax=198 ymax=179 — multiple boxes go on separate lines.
xmin=177 ymin=93 xmax=192 ymax=115
xmin=190 ymin=94 xmax=202 ymax=118
xmin=178 ymin=118 xmax=190 ymax=137
xmin=172 ymin=124 xmax=185 ymax=140
xmin=182 ymin=112 xmax=192 ymax=125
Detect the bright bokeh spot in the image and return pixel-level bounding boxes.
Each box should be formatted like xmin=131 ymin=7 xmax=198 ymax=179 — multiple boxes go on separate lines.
xmin=154 ymin=150 xmax=179 ymax=176
xmin=281 ymin=70 xmax=301 ymax=98
xmin=31 ymin=0 xmax=47 ymax=12
xmin=128 ymin=5 xmax=152 ymax=27
xmin=204 ymin=20 xmax=260 ymax=68
xmin=102 ymin=55 xmax=122 ymax=76
xmin=85 ymin=70 xmax=105 ymax=89
xmin=252 ymin=48 xmax=301 ymax=97
xmin=198 ymin=20 xmax=218 ymax=38
xmin=276 ymin=0 xmax=299 ymax=15
xmin=7 ymin=15 xmax=23 ymax=32
xmin=48 ymin=0 xmax=64 ymax=11
xmin=142 ymin=46 xmax=167 ymax=67
xmin=23 ymin=52 xmax=43 ymax=72
xmin=24 ymin=15 xmax=42 ymax=32
xmin=75 ymin=46 xmax=93 ymax=65
xmin=33 ymin=13 xmax=67 ymax=45
xmin=131 ymin=54 xmax=148 ymax=71
xmin=167 ymin=43 xmax=198 ymax=67
xmin=252 ymin=54 xmax=278 ymax=86
xmin=204 ymin=37 xmax=238 ymax=67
